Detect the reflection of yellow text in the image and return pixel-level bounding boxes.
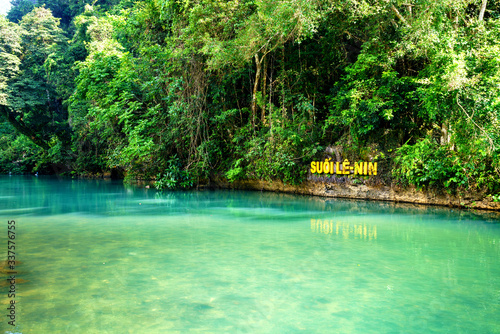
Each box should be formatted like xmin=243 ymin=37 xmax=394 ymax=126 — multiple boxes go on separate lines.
xmin=310 ymin=219 xmax=377 ymax=240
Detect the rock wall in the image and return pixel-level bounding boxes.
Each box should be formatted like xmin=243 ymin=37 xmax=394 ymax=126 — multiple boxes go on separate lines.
xmin=212 ymin=178 xmax=500 ymax=211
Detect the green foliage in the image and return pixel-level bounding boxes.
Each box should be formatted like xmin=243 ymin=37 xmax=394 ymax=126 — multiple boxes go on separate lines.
xmin=393 ymin=137 xmax=500 ymax=193
xmin=227 ymin=120 xmax=321 ymax=185
xmin=155 ymin=155 xmax=194 ymax=190
xmin=7 ymin=0 xmax=124 ymax=30
xmin=7 ymin=0 xmax=35 ymax=23
xmin=1 ymin=7 xmax=71 ymax=153
xmin=0 ymin=121 xmax=42 ymax=174
xmin=393 ymin=138 xmax=467 ymax=191
xmin=2 ymin=0 xmax=500 ymax=204
xmin=225 ymin=158 xmax=245 ymax=182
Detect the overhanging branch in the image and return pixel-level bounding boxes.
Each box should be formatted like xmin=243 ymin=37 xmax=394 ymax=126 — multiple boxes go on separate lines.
xmin=0 ymin=105 xmax=50 ymax=150
xmin=391 ymin=5 xmax=410 ymax=28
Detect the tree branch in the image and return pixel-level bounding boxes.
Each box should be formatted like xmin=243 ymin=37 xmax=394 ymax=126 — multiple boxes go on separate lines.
xmin=456 ymin=95 xmax=495 ymax=151
xmin=479 ymin=0 xmax=487 ymax=21
xmin=0 ymin=105 xmax=50 ymax=150
xmin=391 ymin=5 xmax=410 ymax=28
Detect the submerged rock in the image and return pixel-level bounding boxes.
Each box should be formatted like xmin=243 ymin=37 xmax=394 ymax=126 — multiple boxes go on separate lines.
xmin=0 ymin=260 xmax=22 ymax=267
xmin=0 ymin=278 xmax=28 ymax=287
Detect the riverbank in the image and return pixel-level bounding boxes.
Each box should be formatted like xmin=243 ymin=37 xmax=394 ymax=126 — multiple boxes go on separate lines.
xmin=211 ymin=177 xmax=500 ymax=211
xmin=39 ymin=172 xmax=500 ymax=211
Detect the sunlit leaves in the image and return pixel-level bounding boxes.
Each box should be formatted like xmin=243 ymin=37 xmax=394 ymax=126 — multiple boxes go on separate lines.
xmin=0 ymin=16 xmax=23 ymax=105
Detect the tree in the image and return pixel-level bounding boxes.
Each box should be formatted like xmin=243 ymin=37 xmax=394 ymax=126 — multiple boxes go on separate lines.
xmin=6 ymin=0 xmax=36 ymax=23
xmin=0 ymin=7 xmax=69 ymax=151
xmin=177 ymin=0 xmax=321 ymax=129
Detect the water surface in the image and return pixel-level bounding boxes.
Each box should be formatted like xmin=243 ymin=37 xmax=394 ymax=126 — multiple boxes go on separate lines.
xmin=0 ymin=176 xmax=499 ymax=333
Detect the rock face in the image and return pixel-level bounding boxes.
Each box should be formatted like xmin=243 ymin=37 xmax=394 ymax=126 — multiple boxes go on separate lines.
xmin=212 ymin=178 xmax=500 ymax=211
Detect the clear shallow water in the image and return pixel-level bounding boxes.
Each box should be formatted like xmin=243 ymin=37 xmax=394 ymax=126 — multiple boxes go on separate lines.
xmin=0 ymin=176 xmax=499 ymax=333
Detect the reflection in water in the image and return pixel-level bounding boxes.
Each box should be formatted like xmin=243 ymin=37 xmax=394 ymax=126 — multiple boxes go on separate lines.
xmin=311 ymin=219 xmax=377 ymax=240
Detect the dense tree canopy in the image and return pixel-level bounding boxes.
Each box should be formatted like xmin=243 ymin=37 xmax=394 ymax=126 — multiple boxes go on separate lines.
xmin=1 ymin=0 xmax=500 ymax=197
xmin=0 ymin=8 xmax=69 ymax=151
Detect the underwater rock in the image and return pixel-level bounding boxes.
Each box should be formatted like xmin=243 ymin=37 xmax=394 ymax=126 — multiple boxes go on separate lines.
xmin=0 ymin=268 xmax=26 ymax=276
xmin=0 ymin=278 xmax=28 ymax=287
xmin=0 ymin=260 xmax=26 ymax=282
xmin=0 ymin=260 xmax=23 ymax=275
xmin=0 ymin=260 xmax=22 ymax=267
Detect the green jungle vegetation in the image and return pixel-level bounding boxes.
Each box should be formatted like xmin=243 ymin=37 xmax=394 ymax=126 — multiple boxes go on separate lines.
xmin=1 ymin=0 xmax=500 ymax=199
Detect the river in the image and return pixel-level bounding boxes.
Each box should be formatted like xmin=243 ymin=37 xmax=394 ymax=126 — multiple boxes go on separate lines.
xmin=0 ymin=176 xmax=499 ymax=333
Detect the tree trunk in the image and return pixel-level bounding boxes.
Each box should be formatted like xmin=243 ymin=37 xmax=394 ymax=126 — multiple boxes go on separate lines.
xmin=261 ymin=56 xmax=267 ymax=125
xmin=269 ymin=59 xmax=273 ymax=141
xmin=479 ymin=0 xmax=487 ymax=21
xmin=440 ymin=122 xmax=450 ymax=146
xmin=252 ymin=54 xmax=262 ymax=131
xmin=281 ymin=46 xmax=286 ymax=122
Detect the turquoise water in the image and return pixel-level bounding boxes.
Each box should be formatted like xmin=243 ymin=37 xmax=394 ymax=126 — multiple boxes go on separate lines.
xmin=0 ymin=176 xmax=499 ymax=333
